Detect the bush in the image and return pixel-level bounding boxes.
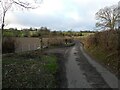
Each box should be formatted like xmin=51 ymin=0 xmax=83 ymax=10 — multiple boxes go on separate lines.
xmin=86 ymin=30 xmax=118 ymax=51
xmin=2 ymin=37 xmax=15 ymax=53
xmin=83 ymin=30 xmax=119 ymax=75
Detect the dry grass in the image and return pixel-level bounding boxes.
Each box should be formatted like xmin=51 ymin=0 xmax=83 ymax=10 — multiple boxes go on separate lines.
xmin=80 ymin=30 xmax=119 ymax=76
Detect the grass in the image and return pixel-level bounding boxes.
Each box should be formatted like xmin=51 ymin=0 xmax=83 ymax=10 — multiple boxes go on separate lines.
xmin=86 ymin=46 xmax=108 ymax=63
xmin=85 ymin=46 xmax=119 ymax=76
xmin=2 ymin=50 xmax=58 ymax=88
xmin=41 ymin=55 xmax=58 ymax=74
xmin=82 ymin=32 xmax=95 ymax=37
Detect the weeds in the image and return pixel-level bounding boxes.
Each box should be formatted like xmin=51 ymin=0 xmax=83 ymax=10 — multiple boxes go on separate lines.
xmin=81 ymin=30 xmax=119 ymax=76
xmin=2 ymin=50 xmax=58 ymax=88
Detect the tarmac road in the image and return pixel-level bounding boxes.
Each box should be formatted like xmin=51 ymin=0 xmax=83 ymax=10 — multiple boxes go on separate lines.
xmin=65 ymin=41 xmax=118 ymax=88
xmin=45 ymin=41 xmax=118 ymax=88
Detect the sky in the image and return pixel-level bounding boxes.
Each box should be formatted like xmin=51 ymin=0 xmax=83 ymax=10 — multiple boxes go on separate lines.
xmin=4 ymin=0 xmax=120 ymax=31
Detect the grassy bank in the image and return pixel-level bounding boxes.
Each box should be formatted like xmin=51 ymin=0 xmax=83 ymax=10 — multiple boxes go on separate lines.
xmin=80 ymin=30 xmax=119 ymax=76
xmin=85 ymin=46 xmax=119 ymax=77
xmin=2 ymin=50 xmax=58 ymax=88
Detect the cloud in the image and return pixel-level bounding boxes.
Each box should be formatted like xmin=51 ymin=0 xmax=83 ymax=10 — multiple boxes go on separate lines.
xmin=5 ymin=0 xmax=120 ymax=31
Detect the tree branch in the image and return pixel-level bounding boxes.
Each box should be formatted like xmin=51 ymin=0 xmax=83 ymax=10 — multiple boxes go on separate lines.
xmin=12 ymin=0 xmax=38 ymax=9
xmin=95 ymin=5 xmax=118 ymax=30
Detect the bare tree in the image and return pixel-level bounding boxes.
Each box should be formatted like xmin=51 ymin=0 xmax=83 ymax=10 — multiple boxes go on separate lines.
xmin=0 ymin=0 xmax=42 ymax=31
xmin=95 ymin=5 xmax=119 ymax=30
xmin=118 ymin=1 xmax=120 ymax=29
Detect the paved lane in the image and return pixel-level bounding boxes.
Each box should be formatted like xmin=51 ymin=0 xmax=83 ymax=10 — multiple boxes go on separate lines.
xmin=65 ymin=46 xmax=91 ymax=88
xmin=65 ymin=41 xmax=118 ymax=88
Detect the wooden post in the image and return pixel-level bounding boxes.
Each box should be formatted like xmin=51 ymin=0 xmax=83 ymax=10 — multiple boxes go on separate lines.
xmin=39 ymin=36 xmax=43 ymax=52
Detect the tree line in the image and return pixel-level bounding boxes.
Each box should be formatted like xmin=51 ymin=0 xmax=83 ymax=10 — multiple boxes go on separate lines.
xmin=2 ymin=27 xmax=96 ymax=37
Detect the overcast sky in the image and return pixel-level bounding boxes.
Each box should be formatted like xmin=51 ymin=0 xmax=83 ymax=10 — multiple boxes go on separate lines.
xmin=5 ymin=0 xmax=119 ymax=31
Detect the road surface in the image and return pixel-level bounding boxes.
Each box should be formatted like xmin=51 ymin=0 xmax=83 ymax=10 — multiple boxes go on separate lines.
xmin=45 ymin=41 xmax=118 ymax=88
xmin=65 ymin=41 xmax=118 ymax=88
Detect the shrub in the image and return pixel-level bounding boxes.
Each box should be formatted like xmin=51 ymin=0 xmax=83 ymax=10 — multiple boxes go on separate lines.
xmin=2 ymin=37 xmax=15 ymax=53
xmin=84 ymin=30 xmax=119 ymax=75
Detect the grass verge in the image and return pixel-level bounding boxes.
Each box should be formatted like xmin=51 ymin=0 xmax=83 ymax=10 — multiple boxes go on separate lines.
xmin=84 ymin=46 xmax=119 ymax=77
